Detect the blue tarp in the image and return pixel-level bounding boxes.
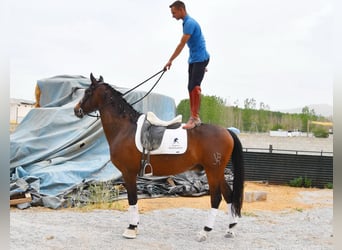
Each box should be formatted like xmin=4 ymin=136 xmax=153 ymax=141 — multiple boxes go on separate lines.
xmin=10 ymin=75 xmax=177 ymax=208
xmin=228 ymin=127 xmax=240 ymax=134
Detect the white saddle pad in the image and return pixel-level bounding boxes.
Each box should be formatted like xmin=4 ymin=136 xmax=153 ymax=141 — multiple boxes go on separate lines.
xmin=135 ymin=114 xmax=188 ymax=155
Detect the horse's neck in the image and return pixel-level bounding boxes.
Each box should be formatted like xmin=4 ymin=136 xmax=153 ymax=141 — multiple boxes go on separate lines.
xmin=99 ymin=104 xmax=137 ymax=137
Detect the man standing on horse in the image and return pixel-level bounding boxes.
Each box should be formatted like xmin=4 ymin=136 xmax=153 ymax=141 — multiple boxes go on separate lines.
xmin=164 ymin=1 xmax=210 ymax=129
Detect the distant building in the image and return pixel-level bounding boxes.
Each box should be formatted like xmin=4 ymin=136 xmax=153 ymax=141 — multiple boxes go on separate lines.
xmin=10 ymin=98 xmax=35 ymax=132
xmin=269 ymin=129 xmax=303 ymax=137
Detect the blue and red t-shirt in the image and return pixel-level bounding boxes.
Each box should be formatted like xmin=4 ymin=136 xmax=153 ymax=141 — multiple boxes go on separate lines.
xmin=183 ymin=15 xmax=210 ymax=64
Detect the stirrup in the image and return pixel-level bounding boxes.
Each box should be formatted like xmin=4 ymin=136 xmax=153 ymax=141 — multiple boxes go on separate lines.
xmin=140 ymin=162 xmax=153 ymax=177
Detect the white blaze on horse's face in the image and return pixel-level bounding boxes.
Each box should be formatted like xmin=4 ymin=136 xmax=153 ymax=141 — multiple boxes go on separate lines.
xmin=74 ymin=102 xmax=84 ymax=118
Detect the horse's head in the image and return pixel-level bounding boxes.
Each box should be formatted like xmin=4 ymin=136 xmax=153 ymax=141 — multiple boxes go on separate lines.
xmin=74 ymin=73 xmax=105 ymax=118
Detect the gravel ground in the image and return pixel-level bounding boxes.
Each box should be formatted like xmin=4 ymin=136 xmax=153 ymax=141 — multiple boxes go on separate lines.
xmin=11 ymin=191 xmax=333 ymax=250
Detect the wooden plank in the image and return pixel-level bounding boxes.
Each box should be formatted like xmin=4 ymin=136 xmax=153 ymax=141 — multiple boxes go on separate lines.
xmin=10 ymin=193 xmax=32 ymax=206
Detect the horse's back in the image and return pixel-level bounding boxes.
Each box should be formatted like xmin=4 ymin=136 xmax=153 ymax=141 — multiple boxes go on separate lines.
xmin=189 ymin=123 xmax=233 ymax=140
xmin=187 ymin=123 xmax=234 ymax=155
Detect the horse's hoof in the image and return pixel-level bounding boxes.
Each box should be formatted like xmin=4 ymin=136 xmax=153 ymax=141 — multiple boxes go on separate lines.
xmin=196 ymin=230 xmax=208 ymax=242
xmin=122 ymin=228 xmax=138 ymax=239
xmin=224 ymin=230 xmax=235 ymax=238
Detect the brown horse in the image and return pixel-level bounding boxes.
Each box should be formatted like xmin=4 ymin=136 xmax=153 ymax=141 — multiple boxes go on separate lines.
xmin=74 ymin=73 xmax=244 ymax=241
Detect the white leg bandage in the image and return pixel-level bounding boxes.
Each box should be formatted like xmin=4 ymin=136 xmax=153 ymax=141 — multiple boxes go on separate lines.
xmin=205 ymin=208 xmax=218 ymax=229
xmin=128 ymin=204 xmax=139 ymax=226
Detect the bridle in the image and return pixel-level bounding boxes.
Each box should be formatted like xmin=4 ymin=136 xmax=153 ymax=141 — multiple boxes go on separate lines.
xmin=76 ymin=83 xmax=103 ymax=118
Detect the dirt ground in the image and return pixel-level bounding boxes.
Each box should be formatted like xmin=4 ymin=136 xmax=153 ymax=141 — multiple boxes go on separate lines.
xmin=11 ymin=182 xmax=332 ymax=214
xmin=133 ymin=182 xmax=333 ymax=214
xmin=22 ymin=181 xmax=328 ymax=214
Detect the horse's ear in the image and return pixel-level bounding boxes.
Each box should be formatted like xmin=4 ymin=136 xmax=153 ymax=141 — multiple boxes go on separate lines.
xmin=99 ymin=75 xmax=104 ymax=82
xmin=90 ymin=73 xmax=97 ymax=85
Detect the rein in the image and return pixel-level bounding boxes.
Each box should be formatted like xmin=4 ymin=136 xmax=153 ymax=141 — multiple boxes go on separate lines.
xmin=122 ymin=69 xmax=166 ymax=106
xmin=84 ymin=69 xmax=166 ymax=118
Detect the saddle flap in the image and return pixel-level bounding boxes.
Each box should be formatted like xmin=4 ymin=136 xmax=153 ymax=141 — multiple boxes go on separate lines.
xmin=141 ymin=119 xmax=166 ymax=151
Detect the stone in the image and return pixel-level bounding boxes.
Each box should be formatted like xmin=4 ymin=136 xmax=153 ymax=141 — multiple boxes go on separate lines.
xmin=244 ymin=191 xmax=267 ymax=203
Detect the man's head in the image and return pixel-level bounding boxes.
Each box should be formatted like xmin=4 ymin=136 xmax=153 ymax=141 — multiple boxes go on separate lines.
xmin=169 ymin=1 xmax=187 ymax=20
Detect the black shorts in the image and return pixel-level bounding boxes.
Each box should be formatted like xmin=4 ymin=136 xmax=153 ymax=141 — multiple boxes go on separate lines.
xmin=188 ymin=58 xmax=209 ymax=92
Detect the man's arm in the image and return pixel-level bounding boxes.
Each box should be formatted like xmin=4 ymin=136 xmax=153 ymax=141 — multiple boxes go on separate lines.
xmin=164 ymin=34 xmax=191 ymax=70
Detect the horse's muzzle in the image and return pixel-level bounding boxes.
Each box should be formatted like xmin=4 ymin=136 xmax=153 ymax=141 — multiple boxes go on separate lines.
xmin=74 ymin=104 xmax=84 ymax=118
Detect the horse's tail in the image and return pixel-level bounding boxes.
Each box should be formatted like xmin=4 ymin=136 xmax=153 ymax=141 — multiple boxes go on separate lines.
xmin=227 ymin=129 xmax=245 ymax=217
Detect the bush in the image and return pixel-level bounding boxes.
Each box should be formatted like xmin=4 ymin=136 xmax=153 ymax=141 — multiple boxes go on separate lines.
xmin=303 ymin=177 xmax=312 ymax=188
xmin=313 ymin=127 xmax=329 ymax=138
xmin=271 ymin=124 xmax=283 ymax=131
xmin=289 ymin=176 xmax=303 ymax=187
xmin=66 ymin=181 xmax=122 ymax=208
xmin=289 ymin=176 xmax=312 ymax=188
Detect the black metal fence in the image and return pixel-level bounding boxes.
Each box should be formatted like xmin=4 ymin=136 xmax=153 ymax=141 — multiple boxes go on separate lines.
xmin=228 ymin=147 xmax=333 ymax=188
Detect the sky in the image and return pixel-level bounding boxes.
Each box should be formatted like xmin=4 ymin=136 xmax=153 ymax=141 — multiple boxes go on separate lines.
xmin=9 ymin=0 xmax=333 ymax=112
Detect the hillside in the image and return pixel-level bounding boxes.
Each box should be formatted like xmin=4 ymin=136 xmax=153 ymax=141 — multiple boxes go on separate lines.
xmin=278 ymin=104 xmax=333 ymax=117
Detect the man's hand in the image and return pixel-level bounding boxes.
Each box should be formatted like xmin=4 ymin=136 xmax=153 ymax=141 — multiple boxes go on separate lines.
xmin=164 ymin=60 xmax=172 ymax=71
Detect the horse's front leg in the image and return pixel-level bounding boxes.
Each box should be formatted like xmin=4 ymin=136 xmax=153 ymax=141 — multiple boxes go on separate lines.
xmin=122 ymin=174 xmax=139 ymax=239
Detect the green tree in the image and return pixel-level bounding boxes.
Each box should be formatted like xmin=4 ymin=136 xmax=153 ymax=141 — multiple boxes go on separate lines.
xmin=176 ymin=95 xmax=227 ymax=126
xmin=300 ymin=106 xmax=317 ymax=132
xmin=241 ymin=98 xmax=257 ymax=131
xmin=176 ymin=99 xmax=190 ymax=123
xmin=200 ymin=95 xmax=226 ymax=125
xmin=176 ymin=97 xmax=330 ymax=134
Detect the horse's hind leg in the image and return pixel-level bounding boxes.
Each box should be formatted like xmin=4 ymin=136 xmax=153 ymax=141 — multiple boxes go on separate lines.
xmin=220 ymin=177 xmax=238 ymax=238
xmin=196 ymin=171 xmax=223 ymax=242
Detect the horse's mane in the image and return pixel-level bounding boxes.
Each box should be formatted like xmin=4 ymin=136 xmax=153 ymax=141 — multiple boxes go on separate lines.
xmin=101 ymin=83 xmax=142 ymax=123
